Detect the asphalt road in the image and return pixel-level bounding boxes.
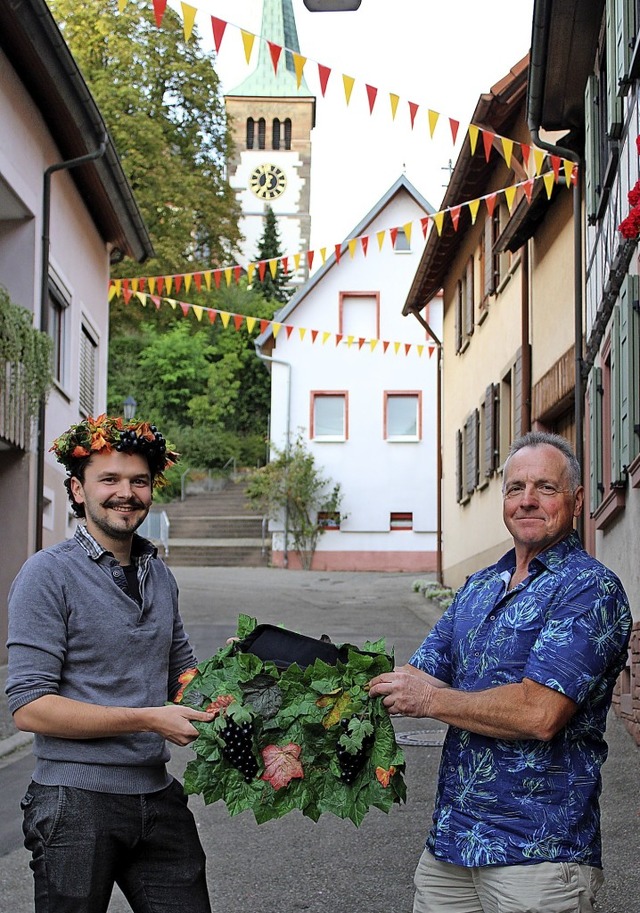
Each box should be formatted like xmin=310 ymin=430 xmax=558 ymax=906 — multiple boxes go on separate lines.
xmin=0 ymin=567 xmax=638 ymax=913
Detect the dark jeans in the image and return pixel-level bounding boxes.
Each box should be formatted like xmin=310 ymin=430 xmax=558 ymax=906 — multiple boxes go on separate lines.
xmin=21 ymin=778 xmax=212 ymax=913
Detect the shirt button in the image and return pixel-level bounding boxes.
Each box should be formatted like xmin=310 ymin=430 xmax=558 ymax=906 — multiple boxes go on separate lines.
xmin=489 ymin=615 xmax=496 ymax=621
xmin=113 ymin=569 xmax=122 ymax=577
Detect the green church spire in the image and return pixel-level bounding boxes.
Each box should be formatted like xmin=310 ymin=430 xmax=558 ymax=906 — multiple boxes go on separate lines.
xmin=228 ymin=0 xmax=313 ymax=97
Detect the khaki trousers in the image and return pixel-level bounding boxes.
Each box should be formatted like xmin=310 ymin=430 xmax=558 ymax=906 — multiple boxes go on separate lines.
xmin=413 ymin=850 xmax=604 ymax=913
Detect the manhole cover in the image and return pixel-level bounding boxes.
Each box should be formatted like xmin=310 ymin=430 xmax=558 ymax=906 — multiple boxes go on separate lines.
xmin=395 ymin=729 xmax=446 ymax=747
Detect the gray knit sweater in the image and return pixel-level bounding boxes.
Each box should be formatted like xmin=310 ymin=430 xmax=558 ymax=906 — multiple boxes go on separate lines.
xmin=6 ymin=528 xmax=197 ymax=794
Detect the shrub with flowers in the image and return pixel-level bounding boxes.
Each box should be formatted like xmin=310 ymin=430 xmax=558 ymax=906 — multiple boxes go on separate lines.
xmin=618 ymin=136 xmax=640 ymax=239
xmin=177 ymin=615 xmax=406 ymax=826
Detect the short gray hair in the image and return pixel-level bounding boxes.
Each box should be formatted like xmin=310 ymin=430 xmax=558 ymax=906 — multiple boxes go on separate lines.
xmin=504 ymin=432 xmax=581 ymax=492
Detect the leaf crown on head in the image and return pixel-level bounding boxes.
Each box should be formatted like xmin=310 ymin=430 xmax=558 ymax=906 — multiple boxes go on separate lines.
xmin=49 ymin=413 xmax=179 ymax=485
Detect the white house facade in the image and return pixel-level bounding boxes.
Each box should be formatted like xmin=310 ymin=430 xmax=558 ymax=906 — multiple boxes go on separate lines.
xmin=256 ymin=175 xmax=441 ymax=572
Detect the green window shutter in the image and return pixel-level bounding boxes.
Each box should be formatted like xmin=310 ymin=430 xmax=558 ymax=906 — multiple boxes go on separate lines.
xmin=615 ymin=0 xmax=635 ymax=94
xmin=483 ymin=216 xmax=494 ymax=298
xmin=455 ymin=280 xmax=462 ymax=353
xmin=464 ymin=414 xmax=474 ymax=495
xmin=513 ymin=348 xmax=523 ymax=437
xmin=464 ymin=257 xmax=474 ymax=338
xmin=618 ymin=274 xmax=640 ymax=467
xmin=588 ymin=367 xmax=604 ymax=514
xmin=607 ymin=0 xmax=624 ymax=134
xmin=584 ymin=76 xmax=600 ymax=221
xmin=484 ymin=384 xmax=495 ymax=475
xmin=456 ymin=429 xmax=463 ymax=503
xmin=610 ymin=303 xmax=623 ymax=482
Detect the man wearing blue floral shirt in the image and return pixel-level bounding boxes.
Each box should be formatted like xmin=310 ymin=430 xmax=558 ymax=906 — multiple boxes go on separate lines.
xmin=369 ymin=432 xmax=631 ymax=913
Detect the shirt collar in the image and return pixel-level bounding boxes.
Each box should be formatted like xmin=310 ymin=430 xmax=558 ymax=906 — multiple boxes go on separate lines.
xmin=496 ymin=529 xmax=583 ymax=578
xmin=74 ymin=524 xmax=157 ymax=563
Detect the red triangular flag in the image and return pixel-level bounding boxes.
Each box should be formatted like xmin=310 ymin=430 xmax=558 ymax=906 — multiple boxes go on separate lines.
xmin=258 ymin=261 xmax=267 ymax=281
xmin=174 ymin=274 xmax=183 ymax=293
xmin=428 ymin=345 xmax=435 ymax=357
xmin=390 ymin=227 xmax=399 ymax=246
xmin=383 ymin=341 xmax=390 ymax=353
xmin=408 ymin=101 xmax=419 ymax=129
xmin=523 ymin=178 xmax=534 ymax=203
xmin=123 ymin=287 xmax=133 ymax=304
xmin=521 ymin=144 xmax=531 ymax=169
xmin=307 ymin=250 xmax=314 ymax=269
xmin=335 ymin=334 xmax=343 ymax=346
xmin=365 ymin=84 xmax=378 ymax=114
xmin=404 ymin=343 xmax=411 ymax=355
xmin=334 ymin=243 xmax=341 ymax=264
xmin=123 ymin=279 xmax=130 ymax=291
xmin=260 ymin=319 xmax=269 ymax=334
xmin=211 ymin=16 xmax=227 ymax=52
xmin=358 ymin=337 xmax=366 ymax=349
xmin=234 ymin=265 xmax=242 ymax=284
xmin=157 ymin=276 xmax=165 ymax=296
xmin=208 ymin=309 xmax=217 ymax=324
xmin=361 ymin=236 xmax=369 ymax=256
xmin=318 ymin=64 xmax=331 ymax=97
xmin=213 ymin=270 xmax=222 ymax=289
xmin=449 ymin=118 xmax=460 ymax=144
xmin=450 ymin=205 xmax=461 ymax=231
xmin=152 ymin=0 xmax=167 ymax=27
xmin=281 ymin=256 xmax=289 ymax=275
xmin=485 ymin=193 xmax=497 ymax=217
xmin=233 ymin=314 xmax=243 ymax=330
xmin=286 ymin=324 xmax=294 ymax=338
xmin=420 ymin=216 xmax=429 ymax=238
xmin=151 ymin=296 xmax=161 ymax=310
xmin=180 ymin=302 xmax=190 ymax=317
xmin=482 ymin=131 xmax=494 ymax=162
xmin=137 ymin=278 xmax=146 ymax=293
xmin=268 ymin=42 xmax=282 ymax=74
xmin=311 ymin=329 xmax=319 ymax=343
xmin=550 ymin=155 xmax=561 ymax=180
xmin=194 ymin=273 xmax=202 ymax=291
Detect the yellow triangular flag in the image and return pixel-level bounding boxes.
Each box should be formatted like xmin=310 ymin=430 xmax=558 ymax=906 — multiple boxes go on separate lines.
xmin=376 ymin=230 xmax=386 ymax=250
xmin=272 ymin=322 xmax=282 ymax=338
xmin=246 ymin=316 xmax=257 ymax=332
xmin=131 ymin=278 xmax=140 ymax=292
xmin=468 ymin=198 xmax=481 ymax=225
xmin=394 ymin=341 xmax=401 ymax=355
xmin=293 ymin=253 xmax=301 ymax=271
xmin=389 ymin=93 xmax=399 ymax=120
xmin=164 ymin=276 xmax=173 ymax=295
xmin=533 ymin=148 xmax=545 ymax=175
xmin=347 ymin=335 xmax=355 ymax=348
xmin=192 ymin=305 xmax=204 ymax=322
xmin=348 ymin=238 xmax=357 ymax=259
xmin=180 ymin=3 xmax=197 ymax=41
xmin=293 ymin=53 xmax=306 ymax=89
xmin=220 ymin=311 xmax=231 ymax=328
xmin=468 ymin=124 xmax=479 ymax=155
xmin=247 ymin=263 xmax=255 ymax=284
xmin=184 ymin=274 xmax=192 ymax=292
xmin=322 ymin=331 xmax=331 ymax=344
xmin=504 ymin=185 xmax=517 ymax=213
xmin=342 ymin=74 xmax=355 ymax=105
xmin=428 ymin=109 xmax=439 ymax=138
xmin=501 ymin=137 xmax=513 ymax=168
xmin=320 ymin=247 xmax=327 ymax=264
xmin=135 ymin=292 xmax=147 ymax=307
xmin=241 ymin=31 xmax=255 ymax=64
xmin=166 ymin=298 xmax=178 ymax=310
xmin=417 ymin=345 xmax=424 ymax=357
xmin=543 ymin=171 xmax=555 ymax=198
xmin=108 ymin=283 xmax=118 ymax=302
xmin=224 ymin=267 xmax=232 ymax=286
xmin=563 ymin=159 xmax=574 ymax=186
xmin=370 ymin=339 xmax=378 ymax=352
xmin=402 ymin=222 xmax=413 ymax=243
xmin=298 ymin=327 xmax=307 ymax=341
xmin=148 ymin=277 xmax=156 ymax=294
xmin=434 ymin=211 xmax=445 ymax=236
xmin=204 ymin=270 xmax=212 ymax=290
xmin=269 ymin=259 xmax=278 ymax=279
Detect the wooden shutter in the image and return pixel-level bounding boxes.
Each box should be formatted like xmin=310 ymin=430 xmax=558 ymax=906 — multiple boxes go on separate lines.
xmin=455 ymin=280 xmax=463 ymax=353
xmin=484 ymin=383 xmax=498 ymax=475
xmin=513 ymin=348 xmax=523 ymax=437
xmin=584 ymin=76 xmax=600 ymax=221
xmin=482 ymin=216 xmax=494 ymax=300
xmin=606 ymin=0 xmax=623 ymax=136
xmin=610 ymin=304 xmax=623 ymax=482
xmin=456 ymin=429 xmax=463 ymax=503
xmin=464 ymin=256 xmax=474 ymax=338
xmin=588 ymin=367 xmax=604 ymax=514
xmin=464 ymin=412 xmax=478 ymax=495
xmin=615 ymin=0 xmax=635 ymax=93
xmin=79 ymin=325 xmax=97 ymax=417
xmin=617 ymin=275 xmax=640 ymax=469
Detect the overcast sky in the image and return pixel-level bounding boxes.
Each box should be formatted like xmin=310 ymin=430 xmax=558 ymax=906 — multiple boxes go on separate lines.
xmin=171 ymin=0 xmax=535 ymax=252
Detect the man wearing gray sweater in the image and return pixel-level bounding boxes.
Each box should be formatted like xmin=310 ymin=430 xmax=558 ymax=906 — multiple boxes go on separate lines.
xmin=6 ymin=415 xmax=216 ymax=913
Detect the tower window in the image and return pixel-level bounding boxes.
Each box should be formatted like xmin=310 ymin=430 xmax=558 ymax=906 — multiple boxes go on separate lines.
xmin=258 ymin=118 xmax=266 ymax=150
xmin=246 ymin=118 xmax=255 ymax=150
xmin=284 ymin=118 xmax=292 ymax=150
xmin=272 ymin=118 xmax=281 ymax=150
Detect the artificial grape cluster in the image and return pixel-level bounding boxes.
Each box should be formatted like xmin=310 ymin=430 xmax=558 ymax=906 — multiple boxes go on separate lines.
xmin=220 ymin=717 xmax=258 ymax=783
xmin=336 ymin=719 xmax=375 ymax=785
xmin=117 ymin=425 xmax=167 ymax=458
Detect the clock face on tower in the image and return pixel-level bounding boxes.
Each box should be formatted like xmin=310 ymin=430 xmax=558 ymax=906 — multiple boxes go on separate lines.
xmin=249 ymin=163 xmax=287 ymax=201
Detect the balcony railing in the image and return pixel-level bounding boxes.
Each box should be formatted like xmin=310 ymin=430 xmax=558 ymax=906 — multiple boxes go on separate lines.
xmin=0 ymin=360 xmax=31 ymax=450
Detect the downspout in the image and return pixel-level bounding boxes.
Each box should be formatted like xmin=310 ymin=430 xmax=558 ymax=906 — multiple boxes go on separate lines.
xmin=35 ymin=134 xmax=108 ymax=551
xmin=521 ymin=242 xmax=532 ymax=432
xmin=254 ymin=342 xmax=292 ymax=568
xmin=405 ymin=307 xmax=443 ymax=584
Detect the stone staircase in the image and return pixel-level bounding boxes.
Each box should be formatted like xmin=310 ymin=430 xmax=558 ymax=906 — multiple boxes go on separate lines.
xmin=150 ymin=477 xmax=270 ymax=567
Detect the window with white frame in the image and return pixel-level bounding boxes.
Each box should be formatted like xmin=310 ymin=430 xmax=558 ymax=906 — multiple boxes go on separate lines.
xmin=48 ymin=275 xmax=70 ymax=387
xmin=385 ymin=392 xmax=421 ymax=440
xmin=393 ymin=228 xmax=411 ymax=252
xmin=340 ymin=293 xmax=378 ymax=340
xmin=79 ymin=323 xmax=98 ymax=417
xmin=311 ymin=392 xmax=347 ymax=440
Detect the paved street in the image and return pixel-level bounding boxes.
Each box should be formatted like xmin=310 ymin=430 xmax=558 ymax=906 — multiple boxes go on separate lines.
xmin=1 ymin=567 xmax=639 ymax=912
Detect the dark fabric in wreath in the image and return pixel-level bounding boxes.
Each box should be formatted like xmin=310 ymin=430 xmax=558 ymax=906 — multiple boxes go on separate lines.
xmin=237 ymin=624 xmax=350 ymax=669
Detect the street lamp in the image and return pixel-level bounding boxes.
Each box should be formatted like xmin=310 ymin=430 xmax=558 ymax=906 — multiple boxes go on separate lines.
xmin=123 ymin=395 xmax=137 ymax=421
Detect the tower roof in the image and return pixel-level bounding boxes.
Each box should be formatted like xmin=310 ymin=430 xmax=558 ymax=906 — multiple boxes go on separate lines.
xmin=227 ymin=0 xmax=313 ymax=97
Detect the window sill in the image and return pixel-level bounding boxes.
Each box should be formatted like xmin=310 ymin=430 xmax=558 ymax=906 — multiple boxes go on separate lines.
xmin=591 ymin=485 xmax=626 ymax=530
xmin=386 ymin=436 xmax=420 ymax=443
xmin=313 ymin=437 xmax=346 ymax=443
xmin=628 ymin=452 xmax=640 ymax=489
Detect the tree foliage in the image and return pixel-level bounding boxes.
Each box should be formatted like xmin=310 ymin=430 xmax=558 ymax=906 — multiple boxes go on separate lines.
xmin=253 ymin=206 xmax=291 ymax=304
xmin=245 ymin=435 xmax=343 ymax=569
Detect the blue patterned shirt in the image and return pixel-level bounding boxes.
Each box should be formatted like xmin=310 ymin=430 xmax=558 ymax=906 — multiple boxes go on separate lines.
xmin=409 ymin=531 xmax=631 ymax=868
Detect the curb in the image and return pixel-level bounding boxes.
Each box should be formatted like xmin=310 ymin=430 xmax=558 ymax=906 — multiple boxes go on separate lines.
xmin=0 ymin=730 xmax=32 ymax=760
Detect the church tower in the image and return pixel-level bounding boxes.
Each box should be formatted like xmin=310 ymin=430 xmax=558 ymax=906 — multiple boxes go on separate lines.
xmin=225 ymin=0 xmax=316 ymax=280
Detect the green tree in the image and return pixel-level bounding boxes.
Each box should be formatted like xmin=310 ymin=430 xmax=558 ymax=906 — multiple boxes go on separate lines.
xmin=245 ymin=435 xmax=343 ymax=570
xmin=253 ymin=206 xmax=291 ymax=304
xmin=49 ymin=0 xmax=241 ymax=277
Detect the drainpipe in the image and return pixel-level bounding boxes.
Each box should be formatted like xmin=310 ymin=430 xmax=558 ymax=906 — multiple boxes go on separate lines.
xmin=406 ymin=307 xmax=443 ymax=584
xmin=521 ymin=242 xmax=532 ymax=432
xmin=35 ymin=134 xmax=108 ymax=551
xmin=254 ymin=342 xmax=292 ymax=568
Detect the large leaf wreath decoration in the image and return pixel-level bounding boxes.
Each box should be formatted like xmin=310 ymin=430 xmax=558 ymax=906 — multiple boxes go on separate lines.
xmin=177 ymin=615 xmax=406 ymax=826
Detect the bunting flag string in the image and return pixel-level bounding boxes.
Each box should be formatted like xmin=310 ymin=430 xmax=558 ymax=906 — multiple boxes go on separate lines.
xmin=107 ymin=284 xmax=437 ymax=358
xmin=111 ymin=169 xmax=569 ymax=294
xmin=114 ymin=2 xmax=578 ymax=177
